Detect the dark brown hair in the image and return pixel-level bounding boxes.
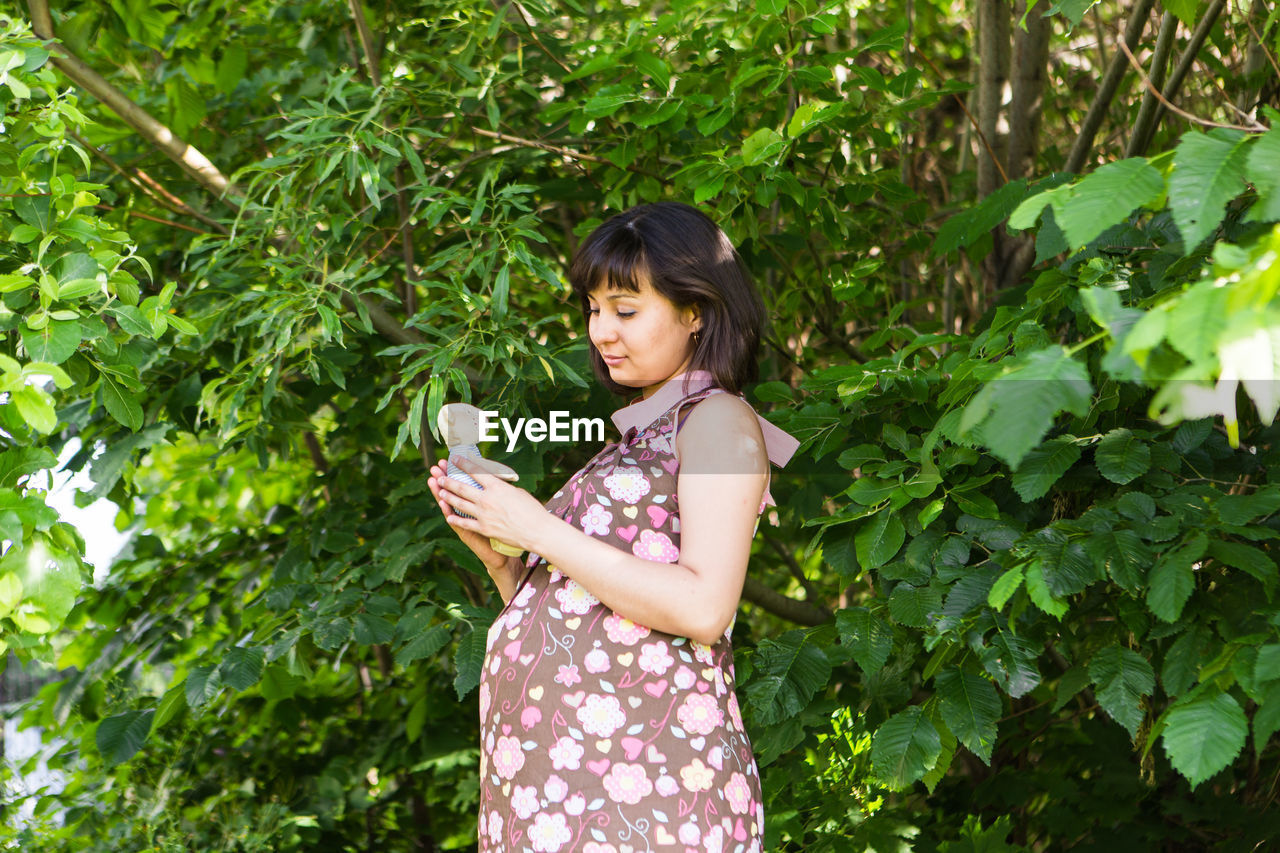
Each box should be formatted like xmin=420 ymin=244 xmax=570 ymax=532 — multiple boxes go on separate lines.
xmin=568 ymin=202 xmax=765 ymax=396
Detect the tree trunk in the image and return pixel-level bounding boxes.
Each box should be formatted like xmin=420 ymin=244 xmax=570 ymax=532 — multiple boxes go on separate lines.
xmin=1064 ymin=0 xmax=1156 ymax=174
xmin=1005 ymin=0 xmax=1051 ymax=181
xmin=1126 ymin=11 xmax=1179 ymax=158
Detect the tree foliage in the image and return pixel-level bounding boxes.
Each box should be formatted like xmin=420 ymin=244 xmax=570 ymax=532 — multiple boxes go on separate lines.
xmin=2 ymin=0 xmax=1280 ymax=850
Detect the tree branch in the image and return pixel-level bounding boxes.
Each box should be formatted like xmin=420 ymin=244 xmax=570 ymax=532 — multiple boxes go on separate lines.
xmin=346 ymin=0 xmax=382 ymax=88
xmin=29 ymin=1 xmax=445 ymax=365
xmin=741 ymin=575 xmax=831 ymax=627
xmin=764 ymin=535 xmax=826 ymax=609
xmin=69 ymin=129 xmax=228 ymax=233
xmin=27 ymin=0 xmax=241 ymax=203
xmin=1146 ymin=0 xmax=1230 ymax=136
xmin=1116 ymin=36 xmax=1266 ymax=133
xmin=1064 ymin=0 xmax=1156 ymax=174
xmin=1125 ymin=11 xmax=1180 ymax=158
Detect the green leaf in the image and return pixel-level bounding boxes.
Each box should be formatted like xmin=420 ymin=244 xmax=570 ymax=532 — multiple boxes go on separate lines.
xmin=21 ymin=319 xmax=81 ymax=364
xmin=1161 ymin=0 xmax=1201 ymax=26
xmin=1024 ymin=561 xmax=1067 ymax=618
xmin=957 ymin=347 xmax=1093 ymax=470
xmin=353 ymin=613 xmax=395 ymax=645
xmin=744 ymin=630 xmax=833 ymax=726
xmin=12 ymin=541 xmax=81 ymax=630
xmin=1169 ymin=129 xmax=1251 ymax=252
xmin=936 ymin=667 xmax=1001 ymax=763
xmin=632 ymin=52 xmax=671 ymax=91
xmin=101 ymin=374 xmax=144 ymax=431
xmin=1053 ymin=665 xmax=1091 ymax=712
xmin=755 ymin=0 xmax=788 ymax=16
xmin=218 ymin=647 xmax=265 ymax=691
xmin=987 ymin=566 xmax=1024 ymax=610
xmin=1208 ymin=539 xmax=1277 ymax=591
xmin=981 ymin=624 xmax=1041 ymax=698
xmin=1055 ymin=159 xmax=1165 ymax=249
xmin=453 ymin=619 xmax=491 ymax=699
xmin=933 ymin=179 xmax=1030 ymax=257
xmin=856 ymin=512 xmax=905 ymax=569
xmin=1246 ymin=126 xmax=1280 ymax=223
xmin=1089 ymin=644 xmax=1155 ymax=737
xmin=95 ymin=710 xmax=154 ymax=766
xmin=261 ymin=665 xmax=304 ymax=701
xmin=1147 ymin=534 xmax=1207 ymax=622
xmin=741 ymin=128 xmax=785 ymax=166
xmin=1096 ymin=528 xmax=1151 ymax=591
xmin=836 ymin=607 xmax=893 ymax=675
xmin=889 ymin=582 xmax=943 ymax=628
xmin=0 ymin=571 xmax=22 ymax=619
xmin=13 ymin=386 xmax=57 ymax=433
xmin=1094 ymin=428 xmax=1151 ymax=484
xmin=1034 ymin=528 xmax=1096 ymax=597
xmin=1216 ymin=486 xmax=1280 ymax=525
xmin=1255 ymin=644 xmax=1280 ymax=684
xmin=395 ymin=624 xmax=452 ymax=667
xmin=1254 ymin=681 xmax=1280 ymax=756
xmin=54 ymin=252 xmax=97 ymax=286
xmin=1044 ymin=0 xmax=1101 ymax=27
xmin=215 ymin=44 xmax=247 ymax=95
xmin=185 ymin=665 xmax=223 ymax=708
xmin=1161 ymin=688 xmax=1248 ymax=787
xmin=870 ymin=705 xmax=942 ymax=789
xmin=1161 ymin=627 xmax=1207 ymax=696
xmin=13 ymin=196 xmax=52 ymax=231
xmin=1011 ymin=437 xmax=1081 ymax=500
xmin=153 ymin=684 xmax=187 ymax=729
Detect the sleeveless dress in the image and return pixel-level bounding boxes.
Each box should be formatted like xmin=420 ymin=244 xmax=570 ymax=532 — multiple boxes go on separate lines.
xmin=477 ymin=386 xmax=768 ymax=853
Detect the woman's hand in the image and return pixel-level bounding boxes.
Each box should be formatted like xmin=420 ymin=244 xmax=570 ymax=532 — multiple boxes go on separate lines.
xmin=427 ymin=461 xmax=521 ymax=574
xmin=428 ymin=457 xmax=551 ymax=562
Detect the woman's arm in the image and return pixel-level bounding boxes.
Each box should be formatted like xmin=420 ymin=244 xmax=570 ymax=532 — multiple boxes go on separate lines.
xmin=439 ymin=394 xmax=768 ymax=644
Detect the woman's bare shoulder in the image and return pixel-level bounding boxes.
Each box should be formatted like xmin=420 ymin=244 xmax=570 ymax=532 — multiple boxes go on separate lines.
xmin=676 ymin=392 xmax=767 ymax=471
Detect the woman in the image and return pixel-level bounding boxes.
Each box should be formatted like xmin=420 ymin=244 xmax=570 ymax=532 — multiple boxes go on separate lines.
xmin=428 ymin=202 xmax=797 ymax=853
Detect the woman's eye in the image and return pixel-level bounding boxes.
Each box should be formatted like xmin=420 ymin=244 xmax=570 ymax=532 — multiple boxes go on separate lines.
xmin=617 ymin=311 xmax=635 ymax=318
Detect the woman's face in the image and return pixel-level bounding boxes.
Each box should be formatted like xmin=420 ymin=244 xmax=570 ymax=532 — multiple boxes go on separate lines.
xmin=587 ymin=278 xmax=700 ymax=398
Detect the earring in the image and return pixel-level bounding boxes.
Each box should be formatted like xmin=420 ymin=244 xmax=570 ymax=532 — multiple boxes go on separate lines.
xmin=693 ymin=329 xmax=701 ymax=343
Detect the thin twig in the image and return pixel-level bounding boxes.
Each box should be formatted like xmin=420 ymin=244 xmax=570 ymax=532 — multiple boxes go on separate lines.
xmin=511 ymin=1 xmax=573 ymax=76
xmin=911 ymin=42 xmax=1009 ymax=185
xmin=346 ymin=0 xmax=382 ymax=88
xmin=764 ymin=535 xmax=827 ymax=609
xmin=1245 ymin=6 xmax=1280 ymax=80
xmin=1116 ymin=38 xmax=1267 ymax=132
xmin=69 ymin=129 xmax=228 ymax=233
xmin=469 ymin=127 xmax=663 ymax=182
xmin=93 ymin=205 xmax=219 ymax=235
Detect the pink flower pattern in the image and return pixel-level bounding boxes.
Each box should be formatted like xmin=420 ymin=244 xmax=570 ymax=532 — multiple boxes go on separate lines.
xmin=602 ymin=465 xmax=651 ymax=503
xmin=633 ymin=529 xmax=680 ymax=563
xmin=478 ymin=388 xmax=764 ymax=852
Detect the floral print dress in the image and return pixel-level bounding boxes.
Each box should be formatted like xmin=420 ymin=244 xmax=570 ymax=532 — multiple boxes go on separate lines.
xmin=477 ymin=387 xmax=768 ymax=853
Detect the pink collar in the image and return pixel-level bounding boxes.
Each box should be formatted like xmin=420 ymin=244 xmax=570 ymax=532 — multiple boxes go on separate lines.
xmin=610 ymin=370 xmax=800 ymax=468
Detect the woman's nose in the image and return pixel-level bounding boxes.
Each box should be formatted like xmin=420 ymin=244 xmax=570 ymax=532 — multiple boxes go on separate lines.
xmin=590 ymin=314 xmax=618 ymax=344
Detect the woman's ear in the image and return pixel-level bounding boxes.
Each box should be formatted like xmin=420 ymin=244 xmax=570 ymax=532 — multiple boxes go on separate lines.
xmin=685 ymin=304 xmax=702 ymax=334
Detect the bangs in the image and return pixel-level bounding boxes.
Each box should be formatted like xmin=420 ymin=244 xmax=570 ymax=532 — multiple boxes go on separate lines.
xmin=569 ymin=220 xmax=648 ymax=300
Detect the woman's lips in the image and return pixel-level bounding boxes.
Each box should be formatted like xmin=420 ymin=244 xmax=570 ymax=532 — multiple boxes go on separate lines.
xmin=601 ymin=354 xmax=625 ymax=366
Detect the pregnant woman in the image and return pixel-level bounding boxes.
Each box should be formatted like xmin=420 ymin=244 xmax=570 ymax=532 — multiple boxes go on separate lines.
xmin=428 ymin=201 xmax=798 ymax=852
